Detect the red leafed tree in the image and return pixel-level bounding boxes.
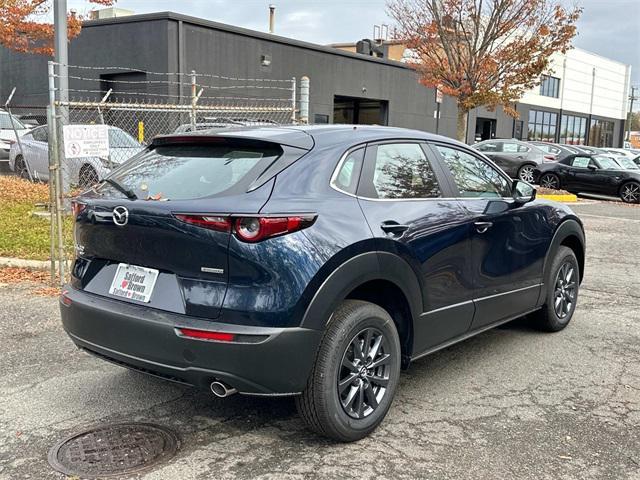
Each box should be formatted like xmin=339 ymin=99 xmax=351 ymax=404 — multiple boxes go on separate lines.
xmin=388 ymin=0 xmax=582 ymax=141
xmin=0 ymin=0 xmax=114 ymax=56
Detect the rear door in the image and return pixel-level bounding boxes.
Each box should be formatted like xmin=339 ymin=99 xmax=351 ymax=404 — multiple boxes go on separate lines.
xmin=355 ymin=141 xmax=475 ymax=354
xmin=29 ymin=126 xmax=50 ymax=180
xmin=73 ymin=138 xmax=289 ymax=318
xmin=430 ymin=143 xmax=549 ymax=329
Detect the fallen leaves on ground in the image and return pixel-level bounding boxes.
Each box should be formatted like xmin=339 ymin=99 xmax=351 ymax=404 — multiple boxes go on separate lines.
xmin=0 ymin=267 xmax=60 ymax=296
xmin=0 ymin=176 xmax=50 ymax=203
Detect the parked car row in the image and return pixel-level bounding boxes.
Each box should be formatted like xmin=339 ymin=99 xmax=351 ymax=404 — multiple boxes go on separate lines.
xmin=471 ymin=138 xmax=640 ymax=203
xmin=8 ymin=124 xmax=143 ymax=187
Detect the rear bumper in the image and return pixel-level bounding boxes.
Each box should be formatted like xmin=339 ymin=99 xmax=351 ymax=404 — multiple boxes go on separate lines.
xmin=60 ymin=286 xmax=322 ymax=395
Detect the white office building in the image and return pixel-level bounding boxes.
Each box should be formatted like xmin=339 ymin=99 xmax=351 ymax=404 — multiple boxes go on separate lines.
xmin=468 ymin=48 xmax=632 ymax=147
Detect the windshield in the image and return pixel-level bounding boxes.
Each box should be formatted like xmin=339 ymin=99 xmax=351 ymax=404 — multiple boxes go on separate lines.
xmin=594 ymin=156 xmax=621 ymax=169
xmin=101 ymin=143 xmax=282 ymax=200
xmin=0 ymin=112 xmax=26 ymax=130
xmin=108 ymin=128 xmax=140 ymax=148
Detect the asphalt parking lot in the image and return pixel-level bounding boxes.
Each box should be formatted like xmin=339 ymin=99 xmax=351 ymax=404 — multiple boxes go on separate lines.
xmin=0 ymin=201 xmax=638 ymax=480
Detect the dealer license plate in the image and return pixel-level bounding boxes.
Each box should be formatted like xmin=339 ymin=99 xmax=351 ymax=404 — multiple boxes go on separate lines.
xmin=108 ymin=263 xmax=159 ymax=303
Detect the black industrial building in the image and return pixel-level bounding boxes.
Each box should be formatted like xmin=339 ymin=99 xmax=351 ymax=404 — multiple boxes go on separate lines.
xmin=0 ymin=12 xmax=458 ymax=138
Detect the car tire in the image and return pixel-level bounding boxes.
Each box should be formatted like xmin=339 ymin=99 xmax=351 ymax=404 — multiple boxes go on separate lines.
xmin=619 ymin=181 xmax=640 ymax=204
xmin=295 ymin=299 xmax=401 ymax=442
xmin=531 ymin=246 xmax=580 ymax=332
xmin=539 ymin=173 xmax=561 ymax=190
xmin=79 ymin=164 xmax=99 ymax=188
xmin=517 ymin=164 xmax=536 ymax=183
xmin=14 ymin=156 xmax=30 ymax=180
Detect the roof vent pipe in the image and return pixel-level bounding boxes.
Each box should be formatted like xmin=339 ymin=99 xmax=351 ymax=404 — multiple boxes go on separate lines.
xmin=269 ymin=4 xmax=276 ymax=33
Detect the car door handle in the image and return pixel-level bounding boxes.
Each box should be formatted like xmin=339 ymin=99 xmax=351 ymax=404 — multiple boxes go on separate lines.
xmin=380 ymin=221 xmax=409 ymax=235
xmin=474 ymin=221 xmax=493 ymax=234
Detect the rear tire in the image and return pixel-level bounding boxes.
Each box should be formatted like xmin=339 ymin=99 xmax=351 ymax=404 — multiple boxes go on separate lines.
xmin=531 ymin=246 xmax=580 ymax=332
xmin=619 ymin=181 xmax=640 ymax=203
xmin=517 ymin=164 xmax=536 ymax=183
xmin=296 ymin=300 xmax=401 ymax=442
xmin=539 ymin=173 xmax=561 ymax=190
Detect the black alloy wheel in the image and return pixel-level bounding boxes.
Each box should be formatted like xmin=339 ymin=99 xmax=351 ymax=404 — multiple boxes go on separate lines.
xmin=540 ymin=173 xmax=560 ymax=190
xmin=620 ymin=182 xmax=640 ymax=203
xmin=338 ymin=327 xmax=391 ymax=419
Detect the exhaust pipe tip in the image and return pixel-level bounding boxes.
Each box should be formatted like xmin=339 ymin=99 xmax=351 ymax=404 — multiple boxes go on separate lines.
xmin=210 ymin=380 xmax=237 ymax=398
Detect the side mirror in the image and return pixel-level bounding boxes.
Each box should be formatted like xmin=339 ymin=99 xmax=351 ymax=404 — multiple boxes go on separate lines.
xmin=587 ymin=164 xmax=597 ymax=171
xmin=512 ymin=179 xmax=536 ymax=204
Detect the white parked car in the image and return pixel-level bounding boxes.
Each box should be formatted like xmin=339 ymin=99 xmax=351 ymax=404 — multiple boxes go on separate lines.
xmin=0 ymin=109 xmax=29 ymax=162
xmin=9 ymin=124 xmax=144 ymax=186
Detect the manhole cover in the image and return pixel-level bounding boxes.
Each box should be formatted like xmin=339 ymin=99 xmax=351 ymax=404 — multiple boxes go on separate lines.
xmin=48 ymin=422 xmax=179 ymax=478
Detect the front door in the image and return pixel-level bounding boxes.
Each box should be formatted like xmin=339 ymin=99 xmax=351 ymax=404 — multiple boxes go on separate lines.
xmin=430 ymin=143 xmax=551 ymax=329
xmin=355 ymin=141 xmax=475 ymax=354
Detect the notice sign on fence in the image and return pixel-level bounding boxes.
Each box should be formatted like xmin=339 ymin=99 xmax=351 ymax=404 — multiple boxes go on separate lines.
xmin=63 ymin=124 xmax=109 ymax=159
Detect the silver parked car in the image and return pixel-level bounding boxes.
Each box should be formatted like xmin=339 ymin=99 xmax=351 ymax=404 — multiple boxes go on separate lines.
xmin=9 ymin=125 xmax=143 ymax=186
xmin=472 ymin=139 xmax=552 ymax=182
xmin=0 ymin=109 xmax=29 ymax=162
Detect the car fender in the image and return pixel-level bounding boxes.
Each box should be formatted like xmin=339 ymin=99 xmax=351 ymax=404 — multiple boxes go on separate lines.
xmin=300 ymin=251 xmax=422 ymax=331
xmin=538 ymin=217 xmax=585 ymax=305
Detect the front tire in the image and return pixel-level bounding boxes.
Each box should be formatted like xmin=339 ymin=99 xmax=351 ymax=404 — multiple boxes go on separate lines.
xmin=531 ymin=246 xmax=580 ymax=332
xmin=620 ymin=181 xmax=640 ymax=204
xmin=540 ymin=172 xmax=561 ymax=190
xmin=296 ymin=300 xmax=401 ymax=442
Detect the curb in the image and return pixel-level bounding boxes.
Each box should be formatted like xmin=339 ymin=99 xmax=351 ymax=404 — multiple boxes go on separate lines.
xmin=0 ymin=256 xmax=57 ymax=271
xmin=538 ymin=194 xmax=579 ymax=203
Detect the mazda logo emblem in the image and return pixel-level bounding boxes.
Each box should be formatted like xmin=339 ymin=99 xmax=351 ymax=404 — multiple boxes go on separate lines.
xmin=112 ymin=206 xmax=129 ymax=226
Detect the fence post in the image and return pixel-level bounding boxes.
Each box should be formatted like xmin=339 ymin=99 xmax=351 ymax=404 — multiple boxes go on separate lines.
xmin=300 ymin=76 xmax=310 ymax=124
xmin=52 ymin=62 xmax=66 ymax=285
xmin=291 ymin=77 xmax=297 ymax=123
xmin=190 ymin=70 xmax=197 ymax=131
xmin=47 ymin=61 xmax=59 ymax=284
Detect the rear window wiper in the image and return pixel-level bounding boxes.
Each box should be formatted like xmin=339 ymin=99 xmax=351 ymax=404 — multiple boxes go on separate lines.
xmin=102 ymin=178 xmax=137 ymax=200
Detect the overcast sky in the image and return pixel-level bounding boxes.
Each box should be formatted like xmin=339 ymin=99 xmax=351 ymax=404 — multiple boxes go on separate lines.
xmin=70 ymin=0 xmax=640 ymax=88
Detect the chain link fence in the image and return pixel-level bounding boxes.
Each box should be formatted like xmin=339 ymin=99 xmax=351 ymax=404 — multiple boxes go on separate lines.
xmin=5 ymin=61 xmax=309 ymax=284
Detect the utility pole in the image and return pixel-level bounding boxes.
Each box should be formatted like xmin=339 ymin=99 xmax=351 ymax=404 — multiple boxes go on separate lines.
xmin=626 ymin=85 xmax=637 ymax=142
xmin=53 ymin=0 xmax=68 ymax=284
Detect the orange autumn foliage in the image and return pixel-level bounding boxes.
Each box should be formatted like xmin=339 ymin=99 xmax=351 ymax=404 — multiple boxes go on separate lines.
xmin=0 ymin=0 xmax=114 ymax=56
xmin=388 ymin=0 xmax=582 ymax=140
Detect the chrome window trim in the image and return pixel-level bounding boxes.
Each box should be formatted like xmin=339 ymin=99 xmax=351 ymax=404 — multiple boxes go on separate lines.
xmin=330 ymin=140 xmax=446 ymax=201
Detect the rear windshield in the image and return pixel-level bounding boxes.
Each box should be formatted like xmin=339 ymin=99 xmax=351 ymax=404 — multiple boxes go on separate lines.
xmin=102 ymin=143 xmax=282 ymax=200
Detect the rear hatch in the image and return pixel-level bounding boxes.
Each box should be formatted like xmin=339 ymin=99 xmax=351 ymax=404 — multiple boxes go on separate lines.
xmin=72 ymin=134 xmax=309 ymax=318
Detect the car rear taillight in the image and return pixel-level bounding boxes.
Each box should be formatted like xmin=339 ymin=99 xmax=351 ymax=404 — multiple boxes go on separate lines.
xmin=234 ymin=216 xmax=315 ymax=242
xmin=71 ymin=201 xmax=86 ymax=218
xmin=543 ymin=154 xmax=557 ymax=162
xmin=174 ymin=214 xmax=316 ymax=242
xmin=174 ymin=214 xmax=231 ymax=232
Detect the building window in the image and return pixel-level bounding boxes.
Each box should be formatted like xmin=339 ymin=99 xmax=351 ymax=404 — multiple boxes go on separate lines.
xmin=540 ymin=75 xmax=560 ymax=98
xmin=513 ymin=120 xmax=524 ymax=140
xmin=589 ymin=119 xmax=615 ymax=147
xmin=559 ymin=114 xmax=588 ymax=145
xmin=527 ymin=109 xmax=557 ymax=142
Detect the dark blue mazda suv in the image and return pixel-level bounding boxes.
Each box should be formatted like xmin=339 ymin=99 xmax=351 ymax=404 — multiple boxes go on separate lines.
xmin=60 ymin=125 xmax=585 ymax=441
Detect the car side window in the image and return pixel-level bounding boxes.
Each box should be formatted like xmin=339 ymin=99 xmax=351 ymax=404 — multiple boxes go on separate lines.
xmin=332 ymin=148 xmax=364 ymax=195
xmin=435 ymin=145 xmax=512 ymax=198
xmin=359 ymin=143 xmax=441 ymax=199
xmin=475 ymin=142 xmax=501 ymax=153
xmin=571 ymin=156 xmax=591 ymax=168
xmin=32 ymin=127 xmax=48 ymax=143
xmin=502 ymin=142 xmax=528 ymax=153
